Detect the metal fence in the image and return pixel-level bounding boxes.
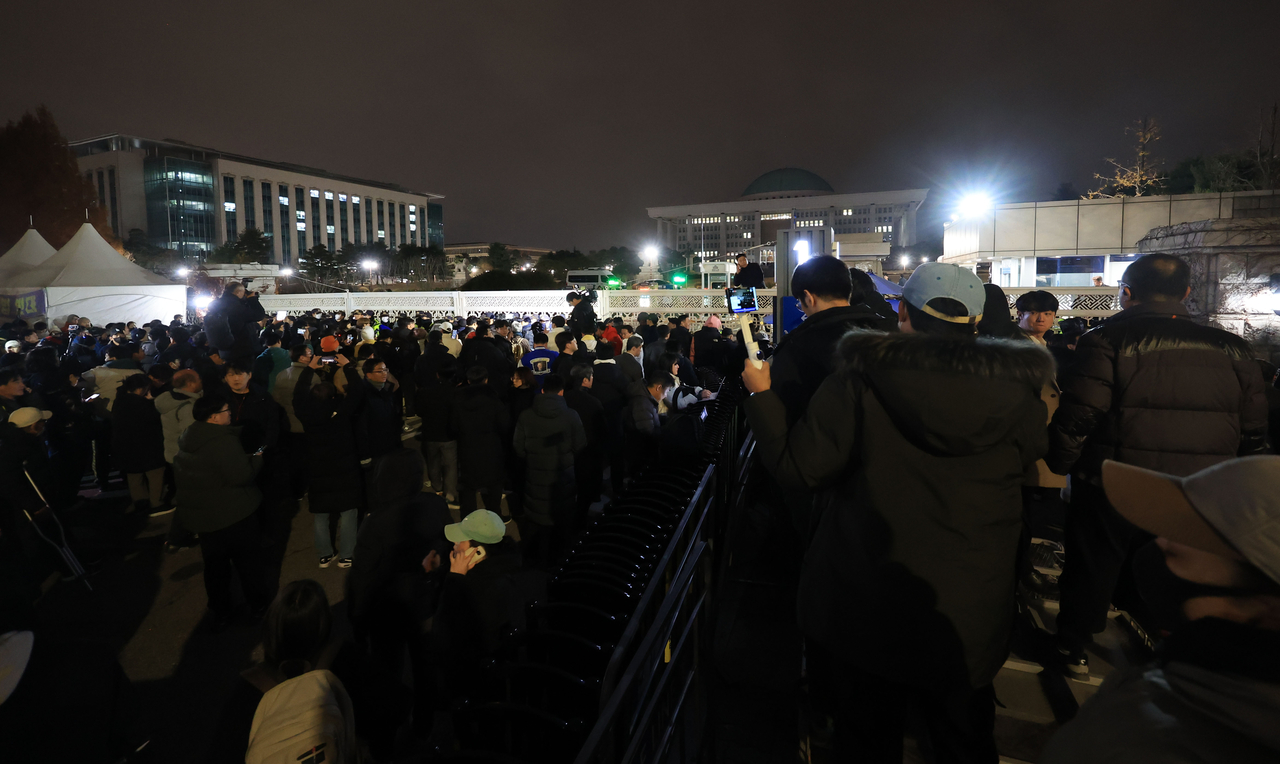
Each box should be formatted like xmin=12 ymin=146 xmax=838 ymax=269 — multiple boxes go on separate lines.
xmin=258 ymin=285 xmax=1120 ymax=322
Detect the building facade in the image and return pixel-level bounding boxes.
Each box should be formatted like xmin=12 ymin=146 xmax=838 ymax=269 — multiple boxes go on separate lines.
xmin=941 ymin=190 xmax=1279 ymax=288
xmin=72 ymin=134 xmax=444 ymax=266
xmin=647 ymin=168 xmax=928 ymax=266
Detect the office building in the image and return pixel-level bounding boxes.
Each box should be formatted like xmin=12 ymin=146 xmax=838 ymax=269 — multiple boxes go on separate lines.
xmin=71 ymin=134 xmax=444 ymax=265
xmin=647 ymin=168 xmax=928 ymax=266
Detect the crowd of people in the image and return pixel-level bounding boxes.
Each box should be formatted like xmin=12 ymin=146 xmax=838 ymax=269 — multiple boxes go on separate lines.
xmin=2 ymin=252 xmax=1279 ymax=763
xmin=0 ymin=283 xmax=746 ymax=760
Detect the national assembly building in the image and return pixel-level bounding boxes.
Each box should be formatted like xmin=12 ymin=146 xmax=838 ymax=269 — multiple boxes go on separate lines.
xmin=647 ymin=168 xmax=928 ymax=269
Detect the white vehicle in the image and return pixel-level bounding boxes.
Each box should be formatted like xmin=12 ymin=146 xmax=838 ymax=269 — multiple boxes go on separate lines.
xmin=567 ymin=267 xmax=615 ymax=289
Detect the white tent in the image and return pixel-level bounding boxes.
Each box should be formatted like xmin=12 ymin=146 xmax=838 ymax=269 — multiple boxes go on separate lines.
xmin=5 ymin=223 xmax=187 ymax=324
xmin=0 ymin=228 xmax=57 ymax=276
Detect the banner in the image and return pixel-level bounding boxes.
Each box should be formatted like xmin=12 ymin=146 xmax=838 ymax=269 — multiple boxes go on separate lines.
xmin=0 ymin=290 xmax=45 ymax=318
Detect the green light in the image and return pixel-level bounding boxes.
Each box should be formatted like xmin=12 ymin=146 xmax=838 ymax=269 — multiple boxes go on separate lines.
xmin=672 ymin=273 xmax=687 ymax=284
xmin=607 ymin=278 xmax=620 ymax=286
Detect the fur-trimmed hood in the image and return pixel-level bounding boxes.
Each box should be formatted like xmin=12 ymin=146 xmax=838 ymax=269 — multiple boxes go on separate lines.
xmin=837 ymin=330 xmax=1055 ymax=388
xmin=835 ymin=330 xmax=1053 ymax=456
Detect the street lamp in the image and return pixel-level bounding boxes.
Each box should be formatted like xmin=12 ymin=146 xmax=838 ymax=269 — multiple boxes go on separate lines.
xmin=176 ymin=267 xmax=190 ymax=277
xmin=362 ymin=259 xmax=378 ymax=285
xmin=643 ymin=245 xmax=658 ymax=262
xmin=899 ymin=256 xmax=910 ymax=268
xmin=279 ymin=267 xmax=294 ymax=277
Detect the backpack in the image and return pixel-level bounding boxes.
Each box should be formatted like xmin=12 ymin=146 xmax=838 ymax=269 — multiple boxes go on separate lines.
xmin=245 ymin=669 xmax=356 ymax=764
xmin=660 ymin=400 xmax=709 ymax=460
xmin=204 ymin=305 xmax=234 ymax=351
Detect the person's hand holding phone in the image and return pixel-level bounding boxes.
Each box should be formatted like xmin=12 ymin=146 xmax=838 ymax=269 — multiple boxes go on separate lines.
xmin=335 ymin=354 xmax=350 ymax=367
xmin=449 ymin=546 xmax=485 ymax=575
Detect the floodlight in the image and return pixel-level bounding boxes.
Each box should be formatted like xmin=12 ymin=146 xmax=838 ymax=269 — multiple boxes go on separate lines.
xmin=279 ymin=268 xmax=294 ymax=276
xmin=643 ymin=245 xmax=659 ymax=261
xmin=194 ymin=295 xmax=213 ymax=309
xmin=957 ymin=193 xmax=993 ymax=219
xmin=793 ymin=238 xmax=810 ymax=264
xmin=175 ymin=267 xmax=190 ymax=277
xmin=362 ymin=259 xmax=378 ymax=270
xmin=900 ymin=256 xmax=910 ymax=267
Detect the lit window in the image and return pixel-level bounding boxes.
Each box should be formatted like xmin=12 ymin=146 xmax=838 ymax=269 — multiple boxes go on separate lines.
xmin=410 ymin=223 xmax=417 ymax=231
xmin=339 ymin=194 xmax=348 ymax=202
xmin=352 ymin=196 xmax=361 ymax=203
xmin=326 ymin=225 xmax=335 ymax=234
xmin=296 ymin=211 xmax=305 ymax=220
xmin=409 ymin=213 xmax=416 ymax=222
xmin=378 ymin=229 xmax=385 ymax=238
xmin=310 ymin=189 xmax=320 ymax=198
xmin=279 ymin=196 xmax=289 ymax=205
xmin=409 ymin=205 xmax=416 ymax=211
xmin=324 ymin=191 xmax=333 ymax=200
xmin=296 ymin=222 xmax=306 ymax=231
xmin=223 ymin=202 xmax=236 ymax=212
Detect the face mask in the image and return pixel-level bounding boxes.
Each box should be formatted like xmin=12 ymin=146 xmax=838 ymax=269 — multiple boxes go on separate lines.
xmin=1133 ymin=541 xmax=1269 ymax=630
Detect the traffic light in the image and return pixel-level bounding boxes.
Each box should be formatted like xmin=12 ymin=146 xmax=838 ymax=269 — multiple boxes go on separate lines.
xmin=672 ymin=273 xmax=687 ymax=285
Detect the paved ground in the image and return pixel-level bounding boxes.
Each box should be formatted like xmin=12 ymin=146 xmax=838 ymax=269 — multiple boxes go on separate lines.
xmin=32 ymin=457 xmax=511 ymax=764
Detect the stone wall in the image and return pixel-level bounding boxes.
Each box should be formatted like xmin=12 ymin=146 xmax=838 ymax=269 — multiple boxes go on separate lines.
xmin=1138 ymin=217 xmax=1280 ymax=364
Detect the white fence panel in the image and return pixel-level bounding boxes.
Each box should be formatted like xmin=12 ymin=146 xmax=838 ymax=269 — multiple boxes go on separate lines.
xmin=258 ymin=286 xmax=1119 ymax=320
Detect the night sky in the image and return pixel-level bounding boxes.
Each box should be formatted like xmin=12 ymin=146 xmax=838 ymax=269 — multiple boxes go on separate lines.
xmin=4 ymin=0 xmax=1278 ymax=250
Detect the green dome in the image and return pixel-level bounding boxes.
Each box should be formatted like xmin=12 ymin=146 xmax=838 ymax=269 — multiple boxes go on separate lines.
xmin=741 ymin=168 xmax=834 ymax=198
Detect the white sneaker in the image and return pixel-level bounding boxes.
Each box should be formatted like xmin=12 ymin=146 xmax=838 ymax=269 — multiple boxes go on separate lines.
xmin=319 ymin=555 xmax=335 ymax=568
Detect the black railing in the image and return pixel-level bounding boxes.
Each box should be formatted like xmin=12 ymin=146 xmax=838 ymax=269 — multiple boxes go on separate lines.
xmin=447 ymin=390 xmax=746 ymax=763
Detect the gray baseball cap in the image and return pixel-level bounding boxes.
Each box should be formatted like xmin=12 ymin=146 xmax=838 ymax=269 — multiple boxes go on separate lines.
xmin=902 ymin=262 xmax=986 ymax=324
xmin=1103 ymin=456 xmax=1280 ymax=584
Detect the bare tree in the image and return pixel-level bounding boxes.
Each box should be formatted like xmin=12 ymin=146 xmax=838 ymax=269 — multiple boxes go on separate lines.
xmin=1254 ymin=103 xmax=1279 ymax=190
xmin=1087 ymin=117 xmax=1167 ymax=198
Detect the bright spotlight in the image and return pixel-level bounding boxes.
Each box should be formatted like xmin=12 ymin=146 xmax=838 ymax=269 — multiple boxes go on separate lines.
xmin=279 ymin=268 xmax=294 ymax=276
xmin=193 ymin=295 xmax=213 ymax=309
xmin=175 ymin=267 xmax=190 ymax=277
xmin=643 ymin=245 xmax=658 ymax=262
xmin=900 ymin=256 xmax=910 ymax=267
xmin=792 ymin=238 xmax=810 ymax=264
xmin=362 ymin=259 xmax=378 ymax=270
xmin=957 ymin=193 xmax=993 ymax=219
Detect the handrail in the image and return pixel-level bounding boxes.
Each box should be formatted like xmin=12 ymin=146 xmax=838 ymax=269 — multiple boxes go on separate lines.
xmin=574 ymin=541 xmax=708 ymax=764
xmin=598 ymin=464 xmax=714 ymax=702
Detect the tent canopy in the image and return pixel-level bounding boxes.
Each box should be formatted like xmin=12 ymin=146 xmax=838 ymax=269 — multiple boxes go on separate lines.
xmin=0 ymin=228 xmax=57 ymax=278
xmin=868 ymin=271 xmax=904 ymax=296
xmin=10 ymin=223 xmax=175 ymax=288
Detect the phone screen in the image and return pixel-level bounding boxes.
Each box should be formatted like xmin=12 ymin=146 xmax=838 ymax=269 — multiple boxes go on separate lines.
xmin=275 ymin=310 xmax=287 ymax=321
xmin=85 ymin=393 xmax=101 ymax=401
xmin=320 ymin=356 xmax=337 ymax=364
xmin=725 ymin=287 xmax=758 ymax=313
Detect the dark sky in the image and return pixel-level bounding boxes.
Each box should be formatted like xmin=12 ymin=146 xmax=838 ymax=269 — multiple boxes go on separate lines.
xmin=4 ymin=0 xmax=1278 ymax=251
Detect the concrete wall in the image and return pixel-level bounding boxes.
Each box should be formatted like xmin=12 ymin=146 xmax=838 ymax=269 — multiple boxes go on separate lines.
xmin=943 ymin=191 xmax=1277 ymax=262
xmin=76 ymin=151 xmax=147 ymax=238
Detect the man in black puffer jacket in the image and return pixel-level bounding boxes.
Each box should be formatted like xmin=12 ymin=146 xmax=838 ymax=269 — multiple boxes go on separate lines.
xmin=450 ymin=366 xmax=510 ymax=517
xmin=1046 ymin=253 xmax=1268 ymax=677
xmin=512 ymin=376 xmax=585 ymax=568
xmin=743 ymin=263 xmax=1051 ymax=762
